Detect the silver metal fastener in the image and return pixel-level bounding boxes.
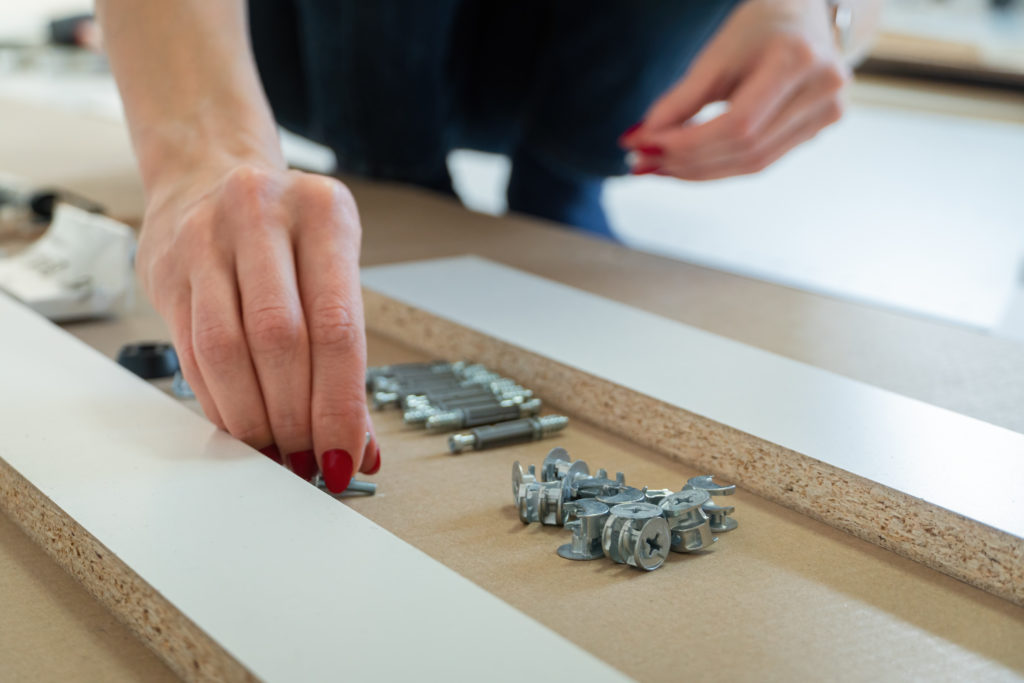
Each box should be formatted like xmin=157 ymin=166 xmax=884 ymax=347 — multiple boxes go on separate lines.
xmin=572 ymin=470 xmax=627 ymax=499
xmin=557 ymin=500 xmax=611 ymax=561
xmin=683 ymin=474 xmax=738 ymax=532
xmin=518 ymin=476 xmax=577 ymax=526
xmin=596 ymin=485 xmax=646 ymax=506
xmin=313 ymin=473 xmax=378 ymax=496
xmin=425 ymin=397 xmax=542 ymax=431
xmin=644 ymin=488 xmax=674 ymax=506
xmin=659 ymin=488 xmax=716 ymax=552
xmin=448 ymin=415 xmax=569 ymax=454
xmin=511 ymin=460 xmax=538 ymax=507
xmin=540 ymin=446 xmax=589 ymax=482
xmin=601 ymin=502 xmax=671 ymax=571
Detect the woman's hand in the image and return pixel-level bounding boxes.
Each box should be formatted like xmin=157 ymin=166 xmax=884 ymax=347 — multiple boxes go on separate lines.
xmin=621 ymin=0 xmax=849 ymax=180
xmin=138 ymin=162 xmax=380 ymax=491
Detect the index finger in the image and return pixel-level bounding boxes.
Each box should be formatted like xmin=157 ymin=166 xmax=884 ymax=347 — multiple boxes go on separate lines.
xmin=292 ymin=175 xmax=367 ymax=493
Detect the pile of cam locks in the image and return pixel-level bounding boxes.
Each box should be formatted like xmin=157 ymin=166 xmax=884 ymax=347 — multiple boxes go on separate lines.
xmin=367 ymin=361 xmax=569 ymax=453
xmin=514 ymin=448 xmax=738 ymax=571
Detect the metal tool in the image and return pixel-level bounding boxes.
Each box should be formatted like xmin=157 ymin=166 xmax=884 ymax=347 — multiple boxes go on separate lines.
xmin=683 ymin=474 xmax=738 ymax=532
xmin=557 ymin=500 xmax=611 ymax=561
xmin=659 ymin=489 xmax=716 ymax=552
xmin=425 ymin=397 xmax=542 ymax=431
xmin=448 ymin=415 xmax=569 ymax=453
xmin=601 ymin=503 xmax=671 ymax=571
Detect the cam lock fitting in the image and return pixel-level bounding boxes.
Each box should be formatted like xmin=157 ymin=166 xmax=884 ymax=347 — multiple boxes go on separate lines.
xmin=540 ymin=447 xmax=590 ymax=482
xmin=518 ymin=459 xmax=594 ymax=527
xmin=557 ymin=500 xmax=611 ymax=561
xmin=601 ymin=503 xmax=671 ymax=571
xmin=659 ymin=488 xmax=716 ymax=552
xmin=572 ymin=470 xmax=627 ymax=499
xmin=518 ymin=479 xmax=574 ymax=526
xmin=596 ymin=485 xmax=646 ymax=506
xmin=511 ymin=461 xmax=538 ymax=507
xmin=683 ymin=474 xmax=738 ymax=533
xmin=643 ymin=488 xmax=674 ymax=506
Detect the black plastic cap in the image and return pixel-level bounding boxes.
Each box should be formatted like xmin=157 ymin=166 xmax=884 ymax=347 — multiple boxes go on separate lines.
xmin=116 ymin=342 xmax=180 ymax=380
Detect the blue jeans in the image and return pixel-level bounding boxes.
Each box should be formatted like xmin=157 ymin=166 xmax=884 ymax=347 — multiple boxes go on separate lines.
xmin=249 ymin=0 xmax=739 ymax=236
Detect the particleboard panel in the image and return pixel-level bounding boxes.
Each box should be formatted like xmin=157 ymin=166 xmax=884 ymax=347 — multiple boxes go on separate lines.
xmin=0 ymin=292 xmax=625 ymax=683
xmin=361 ymin=256 xmax=1024 ymax=606
xmin=7 ymin=296 xmax=1024 ymax=682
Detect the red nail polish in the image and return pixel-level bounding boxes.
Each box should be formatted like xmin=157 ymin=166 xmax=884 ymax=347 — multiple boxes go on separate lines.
xmin=621 ymin=121 xmax=642 ymax=138
xmin=322 ymin=449 xmax=354 ymax=493
xmin=637 ymin=145 xmax=664 ymax=157
xmin=631 ymin=164 xmax=661 ymax=176
xmin=259 ymin=445 xmax=282 ymax=464
xmin=288 ymin=450 xmax=317 ymax=481
xmin=366 ymin=447 xmax=381 ymax=475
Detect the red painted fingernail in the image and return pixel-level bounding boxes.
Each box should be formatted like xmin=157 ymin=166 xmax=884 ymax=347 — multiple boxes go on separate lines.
xmin=288 ymin=450 xmax=317 ymax=481
xmin=637 ymin=145 xmax=664 ymax=157
xmin=259 ymin=445 xmax=282 ymax=464
xmin=322 ymin=449 xmax=354 ymax=493
xmin=366 ymin=447 xmax=382 ymax=475
xmin=631 ymin=164 xmax=661 ymax=176
xmin=621 ymin=121 xmax=642 ymax=138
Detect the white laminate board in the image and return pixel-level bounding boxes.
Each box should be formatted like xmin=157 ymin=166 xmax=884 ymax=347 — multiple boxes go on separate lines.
xmin=603 ymin=107 xmax=1024 ymax=332
xmin=361 ymin=256 xmax=1024 ymax=539
xmin=0 ymin=292 xmax=625 ymax=682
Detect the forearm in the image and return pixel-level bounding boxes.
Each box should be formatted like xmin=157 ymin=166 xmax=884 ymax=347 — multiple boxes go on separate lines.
xmin=95 ymin=0 xmax=284 ymax=197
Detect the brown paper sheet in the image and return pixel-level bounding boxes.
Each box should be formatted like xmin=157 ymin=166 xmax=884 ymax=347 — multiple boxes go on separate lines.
xmin=1 ymin=94 xmax=1023 ymax=681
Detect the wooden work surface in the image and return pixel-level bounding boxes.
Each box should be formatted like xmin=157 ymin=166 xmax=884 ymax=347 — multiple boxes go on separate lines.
xmin=1 ymin=92 xmax=1023 ymax=680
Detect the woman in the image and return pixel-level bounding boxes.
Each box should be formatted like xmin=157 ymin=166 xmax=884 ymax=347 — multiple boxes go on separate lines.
xmin=95 ymin=0 xmax=874 ymax=492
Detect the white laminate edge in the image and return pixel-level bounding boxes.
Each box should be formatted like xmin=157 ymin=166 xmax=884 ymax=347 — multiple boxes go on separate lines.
xmin=0 ymin=292 xmax=626 ymax=682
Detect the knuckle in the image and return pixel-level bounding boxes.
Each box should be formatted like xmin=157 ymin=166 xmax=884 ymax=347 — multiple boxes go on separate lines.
xmin=270 ymin=413 xmax=311 ymax=442
xmin=246 ymin=304 xmax=303 ymax=355
xmin=308 ymin=296 xmax=361 ymax=350
xmin=229 ymin=421 xmax=271 ymax=447
xmin=294 ymin=175 xmax=353 ymax=211
xmin=728 ymin=117 xmax=757 ymax=149
xmin=292 ymin=175 xmax=361 ymax=236
xmin=820 ymin=65 xmax=848 ymax=93
xmin=194 ymin=323 xmax=245 ymax=367
xmin=222 ymin=164 xmax=275 ymax=208
xmin=778 ymin=35 xmax=815 ymax=69
xmin=313 ymin=397 xmax=366 ymax=432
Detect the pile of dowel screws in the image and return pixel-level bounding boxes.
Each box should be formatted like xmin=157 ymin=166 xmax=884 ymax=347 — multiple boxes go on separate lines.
xmin=514 ymin=447 xmax=738 ymax=571
xmin=367 ymin=361 xmax=569 ymax=452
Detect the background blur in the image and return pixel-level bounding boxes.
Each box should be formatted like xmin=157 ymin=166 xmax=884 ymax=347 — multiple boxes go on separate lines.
xmin=2 ymin=0 xmax=1022 ymax=339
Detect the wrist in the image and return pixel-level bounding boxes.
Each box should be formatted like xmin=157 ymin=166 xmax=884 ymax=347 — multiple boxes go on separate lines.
xmin=132 ymin=102 xmax=286 ymax=204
